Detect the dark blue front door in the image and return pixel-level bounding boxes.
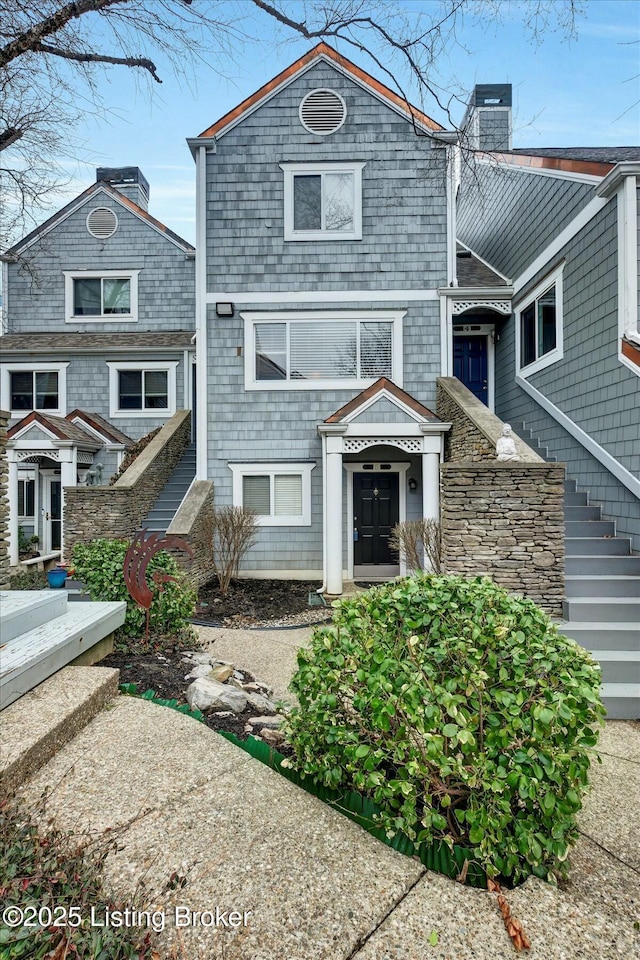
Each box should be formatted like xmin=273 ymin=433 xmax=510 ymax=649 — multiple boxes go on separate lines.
xmin=454 ymin=336 xmax=488 ymax=405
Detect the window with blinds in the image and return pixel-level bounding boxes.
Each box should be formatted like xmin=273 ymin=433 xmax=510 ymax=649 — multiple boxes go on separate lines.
xmin=255 ymin=320 xmax=392 ymax=382
xmin=242 ymin=473 xmax=303 ymax=518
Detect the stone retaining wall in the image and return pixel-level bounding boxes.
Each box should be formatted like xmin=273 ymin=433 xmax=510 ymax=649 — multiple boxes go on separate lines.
xmin=0 ymin=409 xmax=9 ymax=589
xmin=440 ymin=463 xmax=565 ymax=615
xmin=167 ymin=480 xmax=215 ymax=586
xmin=436 ymin=378 xmax=565 ymax=616
xmin=436 ymin=377 xmax=542 ymax=462
xmin=64 ymin=410 xmax=191 ymax=556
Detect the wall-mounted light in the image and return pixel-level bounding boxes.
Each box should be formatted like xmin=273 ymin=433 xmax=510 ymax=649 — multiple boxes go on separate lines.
xmin=215 ymin=302 xmax=234 ymax=318
xmin=408 ymin=477 xmax=418 ymax=491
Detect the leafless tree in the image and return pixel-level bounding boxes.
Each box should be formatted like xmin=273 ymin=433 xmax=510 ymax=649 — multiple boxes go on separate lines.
xmin=390 ymin=517 xmax=442 ymax=573
xmin=0 ymin=0 xmax=581 ymax=251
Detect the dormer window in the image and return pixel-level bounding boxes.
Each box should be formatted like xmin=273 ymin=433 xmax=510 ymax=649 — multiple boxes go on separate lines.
xmin=281 ymin=163 xmax=364 ymax=241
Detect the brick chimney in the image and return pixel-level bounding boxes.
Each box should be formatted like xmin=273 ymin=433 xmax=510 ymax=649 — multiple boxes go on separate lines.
xmin=96 ymin=167 xmax=150 ymax=211
xmin=462 ymin=84 xmax=512 ymax=151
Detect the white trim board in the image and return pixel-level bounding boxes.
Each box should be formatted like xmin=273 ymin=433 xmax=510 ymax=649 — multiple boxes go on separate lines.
xmin=207 ymin=290 xmax=439 ymax=304
xmin=515 ymin=375 xmax=640 ymax=500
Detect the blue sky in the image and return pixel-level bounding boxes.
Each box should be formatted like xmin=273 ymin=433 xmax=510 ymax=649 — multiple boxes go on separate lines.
xmin=47 ymin=0 xmax=640 ymax=244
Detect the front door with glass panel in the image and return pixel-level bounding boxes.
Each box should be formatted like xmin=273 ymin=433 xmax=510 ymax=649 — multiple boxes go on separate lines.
xmin=353 ymin=474 xmax=399 ymax=569
xmin=43 ymin=476 xmax=62 ymax=551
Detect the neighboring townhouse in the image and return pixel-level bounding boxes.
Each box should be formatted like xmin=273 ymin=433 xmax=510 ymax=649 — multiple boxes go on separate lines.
xmin=1 ymin=167 xmax=196 ymax=563
xmin=186 ymin=42 xmax=503 ymax=594
xmin=456 ymin=100 xmax=640 ymax=553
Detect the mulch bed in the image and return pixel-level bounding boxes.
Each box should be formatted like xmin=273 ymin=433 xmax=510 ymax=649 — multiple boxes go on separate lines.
xmin=194 ymin=577 xmax=332 ymax=627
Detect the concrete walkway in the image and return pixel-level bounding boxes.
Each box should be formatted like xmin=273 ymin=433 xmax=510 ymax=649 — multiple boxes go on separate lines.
xmin=8 ymin=625 xmax=640 ymax=960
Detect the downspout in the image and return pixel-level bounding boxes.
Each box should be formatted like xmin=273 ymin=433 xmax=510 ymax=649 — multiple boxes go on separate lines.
xmin=195 ymin=144 xmax=208 ymax=480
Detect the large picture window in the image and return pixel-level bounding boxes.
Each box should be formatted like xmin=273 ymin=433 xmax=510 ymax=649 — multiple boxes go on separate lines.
xmin=516 ymin=267 xmax=563 ymax=376
xmin=107 ymin=361 xmax=177 ymax=418
xmin=281 ymin=163 xmax=364 ymax=241
xmin=64 ymin=271 xmax=139 ymax=322
xmin=230 ymin=463 xmax=315 ymax=526
xmin=244 ymin=311 xmax=403 ymax=390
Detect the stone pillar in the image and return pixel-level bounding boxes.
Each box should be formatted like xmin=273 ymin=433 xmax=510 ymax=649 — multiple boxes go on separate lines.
xmin=326 ymin=447 xmax=343 ymax=595
xmin=422 ymin=452 xmax=440 ymax=520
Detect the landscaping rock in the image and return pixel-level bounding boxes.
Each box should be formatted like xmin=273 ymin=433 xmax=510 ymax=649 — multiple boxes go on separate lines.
xmin=182 ymin=652 xmax=215 ymax=666
xmin=260 ymin=727 xmax=286 ymax=745
xmin=209 ymin=663 xmax=234 ymax=683
xmin=186 ymin=678 xmax=247 ymax=713
xmin=184 ymin=664 xmax=214 ymax=680
xmin=246 ymin=691 xmax=276 ymax=713
xmin=246 ymin=714 xmax=282 ymax=730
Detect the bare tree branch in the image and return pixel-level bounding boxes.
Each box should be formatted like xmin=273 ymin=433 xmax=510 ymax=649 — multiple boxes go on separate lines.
xmin=32 ymin=41 xmax=162 ymax=81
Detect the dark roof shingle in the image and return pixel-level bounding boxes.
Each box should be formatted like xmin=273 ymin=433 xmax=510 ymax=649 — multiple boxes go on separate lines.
xmin=0 ymin=332 xmax=195 ymax=352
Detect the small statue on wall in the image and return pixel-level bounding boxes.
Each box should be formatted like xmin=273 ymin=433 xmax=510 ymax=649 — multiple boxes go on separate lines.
xmin=496 ymin=423 xmax=520 ymax=461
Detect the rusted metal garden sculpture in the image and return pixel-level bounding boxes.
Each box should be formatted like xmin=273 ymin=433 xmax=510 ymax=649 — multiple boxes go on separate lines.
xmin=123 ymin=530 xmax=194 ymax=644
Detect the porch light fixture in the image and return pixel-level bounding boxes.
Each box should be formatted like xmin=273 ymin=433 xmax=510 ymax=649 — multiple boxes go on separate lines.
xmin=408 ymin=476 xmax=418 ymax=491
xmin=215 ymin=302 xmax=234 ymax=318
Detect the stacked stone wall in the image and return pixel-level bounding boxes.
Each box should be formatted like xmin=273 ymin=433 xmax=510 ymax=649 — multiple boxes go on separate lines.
xmin=436 ymin=377 xmax=565 ymax=616
xmin=440 ymin=463 xmax=565 ymax=615
xmin=167 ymin=480 xmax=215 ymax=587
xmin=64 ymin=410 xmax=191 ymax=556
xmin=0 ymin=410 xmax=9 ymax=588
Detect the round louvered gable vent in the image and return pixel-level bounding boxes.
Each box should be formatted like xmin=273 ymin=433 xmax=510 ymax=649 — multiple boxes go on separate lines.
xmin=299 ymin=89 xmax=347 ymax=135
xmin=86 ymin=207 xmax=118 ymax=239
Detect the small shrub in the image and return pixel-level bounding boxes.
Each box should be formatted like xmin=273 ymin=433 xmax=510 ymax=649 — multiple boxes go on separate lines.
xmin=390 ymin=518 xmax=441 ymax=573
xmin=9 ymin=570 xmax=48 ymax=590
xmin=72 ymin=538 xmax=196 ymax=642
xmin=205 ymin=506 xmax=258 ymax=596
xmin=285 ymin=575 xmax=604 ymax=884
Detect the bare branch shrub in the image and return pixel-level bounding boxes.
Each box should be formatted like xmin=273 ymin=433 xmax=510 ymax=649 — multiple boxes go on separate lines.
xmin=205 ymin=506 xmax=258 ymax=596
xmin=390 ymin=518 xmax=441 ymax=574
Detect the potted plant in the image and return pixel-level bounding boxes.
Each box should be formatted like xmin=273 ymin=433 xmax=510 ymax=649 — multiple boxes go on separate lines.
xmin=47 ymin=566 xmax=68 ymax=589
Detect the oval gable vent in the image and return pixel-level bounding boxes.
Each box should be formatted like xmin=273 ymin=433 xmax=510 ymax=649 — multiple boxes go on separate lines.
xmin=299 ymin=89 xmax=346 ymax=135
xmin=86 ymin=207 xmax=118 ymax=239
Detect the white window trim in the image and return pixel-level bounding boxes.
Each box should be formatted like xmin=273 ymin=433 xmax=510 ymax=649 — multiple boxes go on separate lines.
xmin=243 ymin=310 xmax=404 ymax=391
xmin=17 ymin=469 xmax=37 ymax=521
xmin=230 ymin=462 xmax=315 ymax=526
xmin=64 ymin=270 xmax=140 ymax=323
xmin=106 ymin=361 xmax=178 ymax=418
xmin=1 ymin=361 xmax=69 ymax=417
xmin=515 ymin=265 xmax=564 ymax=378
xmin=280 ymin=162 xmax=365 ymax=241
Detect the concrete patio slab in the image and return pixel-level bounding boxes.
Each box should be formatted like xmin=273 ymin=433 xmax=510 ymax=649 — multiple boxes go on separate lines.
xmin=596 ymin=719 xmax=640 ymax=763
xmin=578 ymin=749 xmax=640 ymax=869
xmin=0 ymin=666 xmax=119 ymax=794
xmin=20 ymin=697 xmax=251 ymax=832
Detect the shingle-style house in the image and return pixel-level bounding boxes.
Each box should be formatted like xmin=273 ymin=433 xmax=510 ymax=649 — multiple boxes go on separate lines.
xmin=1 ymin=167 xmax=195 ymax=563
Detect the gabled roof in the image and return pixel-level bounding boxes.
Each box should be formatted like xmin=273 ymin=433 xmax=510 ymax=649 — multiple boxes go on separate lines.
xmin=66 ymin=410 xmax=133 ymax=447
xmin=7 ymin=411 xmax=102 ymax=446
xmin=5 ymin=181 xmax=195 ymax=258
xmin=325 ymin=377 xmax=440 ymax=424
xmin=196 ymin=42 xmax=443 ymax=142
xmin=0 ymin=332 xmax=194 ymax=353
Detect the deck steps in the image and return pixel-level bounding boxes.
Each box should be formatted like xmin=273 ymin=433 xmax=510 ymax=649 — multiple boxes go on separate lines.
xmin=516 ymin=423 xmax=639 ymax=720
xmin=0 ymin=591 xmax=126 ymax=710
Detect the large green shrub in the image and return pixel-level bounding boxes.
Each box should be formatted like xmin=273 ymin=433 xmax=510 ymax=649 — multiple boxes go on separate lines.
xmin=285 ymin=575 xmax=604 ymax=883
xmin=72 ymin=538 xmax=196 ymax=640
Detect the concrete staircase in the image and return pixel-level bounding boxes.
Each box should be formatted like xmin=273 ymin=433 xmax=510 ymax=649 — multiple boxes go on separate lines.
xmin=516 ymin=425 xmax=639 ymax=719
xmin=140 ymin=441 xmax=196 ymax=534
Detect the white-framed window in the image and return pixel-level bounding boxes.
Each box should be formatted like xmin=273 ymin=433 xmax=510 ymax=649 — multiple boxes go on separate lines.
xmin=18 ymin=471 xmax=36 ymax=519
xmin=1 ymin=362 xmax=69 ymax=417
xmin=106 ymin=361 xmax=177 ymax=418
xmin=64 ymin=270 xmax=139 ymax=323
xmin=515 ymin=265 xmax=564 ymax=376
xmin=280 ymin=162 xmax=364 ymax=241
xmin=243 ymin=310 xmax=404 ymax=391
xmin=229 ymin=463 xmax=315 ymax=526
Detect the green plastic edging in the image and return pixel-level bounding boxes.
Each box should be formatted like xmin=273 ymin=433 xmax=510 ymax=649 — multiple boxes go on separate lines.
xmin=119 ymin=683 xmax=486 ymax=889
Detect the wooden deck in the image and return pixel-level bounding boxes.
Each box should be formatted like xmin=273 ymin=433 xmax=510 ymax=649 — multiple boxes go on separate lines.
xmin=0 ymin=591 xmax=126 ymax=709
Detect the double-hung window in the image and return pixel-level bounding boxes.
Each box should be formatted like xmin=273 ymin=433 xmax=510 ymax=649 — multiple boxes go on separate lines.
xmin=106 ymin=361 xmax=177 ymax=418
xmin=281 ymin=163 xmax=364 ymax=240
xmin=244 ymin=311 xmax=403 ymax=390
xmin=1 ymin=362 xmax=68 ymax=416
xmin=230 ymin=463 xmax=315 ymax=526
xmin=64 ymin=270 xmax=139 ymax=322
xmin=516 ymin=266 xmax=564 ymax=376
